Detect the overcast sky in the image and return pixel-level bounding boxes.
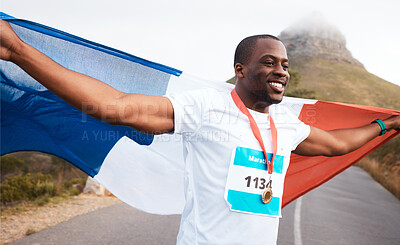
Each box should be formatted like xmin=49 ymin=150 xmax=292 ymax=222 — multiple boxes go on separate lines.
xmin=2 ymin=0 xmax=400 ymax=86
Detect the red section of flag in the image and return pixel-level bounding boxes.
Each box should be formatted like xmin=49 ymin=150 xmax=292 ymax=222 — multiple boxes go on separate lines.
xmin=283 ymin=101 xmax=399 ymax=207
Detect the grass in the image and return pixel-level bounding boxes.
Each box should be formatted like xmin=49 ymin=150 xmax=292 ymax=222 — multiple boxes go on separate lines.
xmin=0 ymin=195 xmax=72 ymax=216
xmin=356 ymin=156 xmax=400 ymax=199
xmin=1 ymin=201 xmax=33 ymax=216
xmin=35 ymin=196 xmax=51 ymax=206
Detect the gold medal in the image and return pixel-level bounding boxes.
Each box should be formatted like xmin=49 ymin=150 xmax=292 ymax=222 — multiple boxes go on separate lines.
xmin=262 ymin=187 xmax=273 ymax=204
xmin=262 ymin=178 xmax=273 ymax=204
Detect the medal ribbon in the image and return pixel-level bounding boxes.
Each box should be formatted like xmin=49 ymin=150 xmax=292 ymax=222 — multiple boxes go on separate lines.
xmin=231 ymin=89 xmax=277 ymax=174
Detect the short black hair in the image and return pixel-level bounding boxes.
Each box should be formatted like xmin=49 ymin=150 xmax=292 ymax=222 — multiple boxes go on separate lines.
xmin=234 ymin=34 xmax=281 ymax=66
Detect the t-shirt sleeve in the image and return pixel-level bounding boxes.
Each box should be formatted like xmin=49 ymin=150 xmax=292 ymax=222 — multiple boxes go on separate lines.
xmin=167 ymin=89 xmax=210 ymax=135
xmin=280 ymin=106 xmax=311 ymax=151
xmin=291 ymin=119 xmax=311 ymax=151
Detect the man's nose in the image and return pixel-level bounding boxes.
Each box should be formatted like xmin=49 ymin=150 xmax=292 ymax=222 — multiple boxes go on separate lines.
xmin=273 ymin=65 xmax=287 ymax=77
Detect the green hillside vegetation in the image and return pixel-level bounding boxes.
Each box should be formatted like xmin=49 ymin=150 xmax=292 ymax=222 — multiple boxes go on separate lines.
xmin=288 ymin=57 xmax=400 ymax=110
xmin=1 ymin=152 xmax=87 ymax=206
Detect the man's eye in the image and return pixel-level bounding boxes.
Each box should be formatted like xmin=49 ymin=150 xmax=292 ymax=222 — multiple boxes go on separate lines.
xmin=264 ymin=61 xmax=274 ymax=66
xmin=283 ymin=65 xmax=289 ymax=70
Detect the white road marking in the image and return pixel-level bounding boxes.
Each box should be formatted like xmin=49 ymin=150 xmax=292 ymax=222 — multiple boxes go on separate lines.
xmin=294 ymin=196 xmax=303 ymax=245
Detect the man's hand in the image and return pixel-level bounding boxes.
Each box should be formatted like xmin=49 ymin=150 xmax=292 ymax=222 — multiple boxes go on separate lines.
xmin=384 ymin=115 xmax=400 ymax=132
xmin=0 ymin=20 xmax=24 ymax=62
xmin=294 ymin=115 xmax=400 ymax=156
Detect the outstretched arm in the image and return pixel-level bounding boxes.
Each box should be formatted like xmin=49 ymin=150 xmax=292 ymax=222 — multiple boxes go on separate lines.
xmin=0 ymin=20 xmax=174 ymax=134
xmin=293 ymin=115 xmax=400 ymax=156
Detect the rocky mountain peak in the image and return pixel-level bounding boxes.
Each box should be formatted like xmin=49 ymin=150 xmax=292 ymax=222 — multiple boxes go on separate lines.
xmin=278 ymin=12 xmax=364 ymax=67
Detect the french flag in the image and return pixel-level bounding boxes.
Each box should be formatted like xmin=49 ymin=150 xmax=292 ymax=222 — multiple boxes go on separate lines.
xmin=1 ymin=13 xmax=398 ymax=214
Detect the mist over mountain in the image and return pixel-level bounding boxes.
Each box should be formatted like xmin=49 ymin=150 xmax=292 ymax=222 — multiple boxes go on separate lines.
xmin=279 ymin=12 xmax=363 ymax=68
xmin=277 ymin=13 xmax=400 ymax=110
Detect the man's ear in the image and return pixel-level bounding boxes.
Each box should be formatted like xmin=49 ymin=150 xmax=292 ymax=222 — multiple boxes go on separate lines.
xmin=234 ymin=63 xmax=245 ymax=78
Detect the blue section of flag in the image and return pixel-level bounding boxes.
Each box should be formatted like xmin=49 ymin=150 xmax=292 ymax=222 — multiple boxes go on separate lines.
xmin=0 ymin=13 xmax=182 ymax=77
xmin=233 ymin=147 xmax=284 ymax=174
xmin=0 ymin=12 xmax=14 ymax=20
xmin=0 ymin=13 xmax=175 ymax=176
xmin=227 ymin=190 xmax=280 ymax=216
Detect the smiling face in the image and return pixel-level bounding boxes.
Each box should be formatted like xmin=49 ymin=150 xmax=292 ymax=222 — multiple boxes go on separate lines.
xmin=235 ymin=38 xmax=290 ymax=112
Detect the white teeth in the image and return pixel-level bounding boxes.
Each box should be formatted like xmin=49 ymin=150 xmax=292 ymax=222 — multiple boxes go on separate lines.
xmin=270 ymin=82 xmax=283 ymax=88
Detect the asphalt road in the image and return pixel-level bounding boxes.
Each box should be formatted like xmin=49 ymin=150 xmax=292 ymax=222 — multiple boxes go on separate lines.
xmin=11 ymin=166 xmax=400 ymax=245
xmin=277 ymin=166 xmax=400 ymax=245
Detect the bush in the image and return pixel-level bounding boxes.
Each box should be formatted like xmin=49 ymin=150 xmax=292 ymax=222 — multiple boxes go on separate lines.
xmin=35 ymin=196 xmax=50 ymax=206
xmin=63 ymin=177 xmax=86 ymax=189
xmin=34 ymin=182 xmax=56 ymax=197
xmin=0 ymin=155 xmax=28 ymax=175
xmin=25 ymin=228 xmax=37 ymax=236
xmin=285 ymin=70 xmax=316 ymax=99
xmin=0 ymin=173 xmax=56 ymax=204
xmin=68 ymin=187 xmax=81 ymax=196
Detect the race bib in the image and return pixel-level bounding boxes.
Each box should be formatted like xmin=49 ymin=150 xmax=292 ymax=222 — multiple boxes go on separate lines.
xmin=224 ymin=146 xmax=284 ymax=217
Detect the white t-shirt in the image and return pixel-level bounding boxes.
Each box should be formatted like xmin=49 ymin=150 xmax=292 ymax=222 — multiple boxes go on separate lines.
xmin=168 ymin=88 xmax=310 ymax=245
